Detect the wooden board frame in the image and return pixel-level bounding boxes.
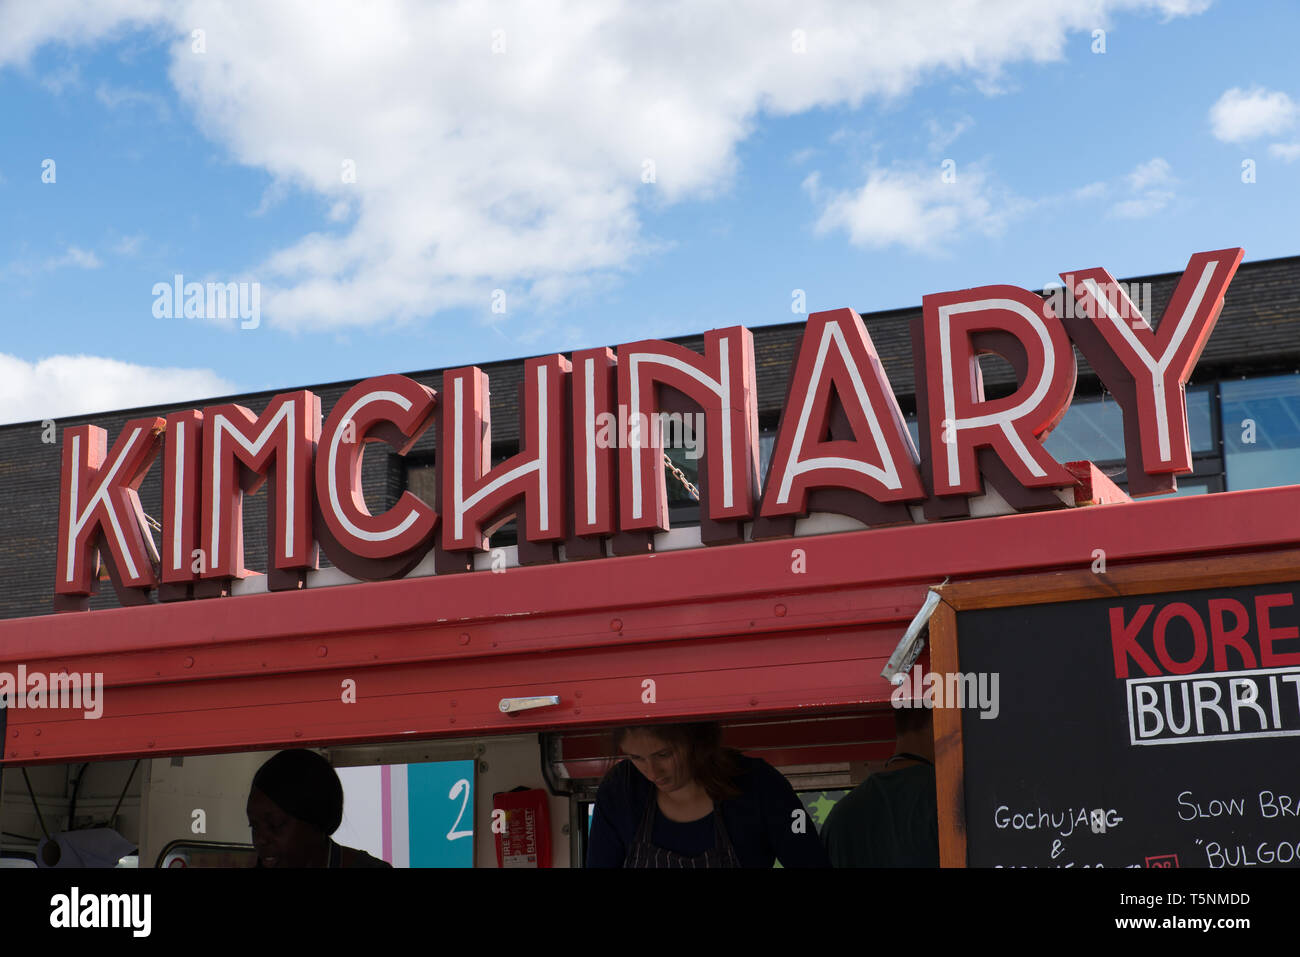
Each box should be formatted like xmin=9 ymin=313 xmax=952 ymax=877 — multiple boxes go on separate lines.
xmin=929 ymin=546 xmax=1300 ymax=867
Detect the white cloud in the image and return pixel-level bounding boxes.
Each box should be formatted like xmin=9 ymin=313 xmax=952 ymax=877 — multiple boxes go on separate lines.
xmin=1153 ymin=0 xmax=1212 ymax=14
xmin=0 ymin=0 xmax=169 ymax=67
xmin=0 ymin=353 xmax=238 ymax=425
xmin=40 ymin=61 xmax=80 ymax=94
xmin=1126 ymin=156 xmax=1171 ymax=190
xmin=0 ymin=0 xmax=1209 ymax=328
xmin=2 ymin=244 xmax=104 ymax=278
xmin=1106 ymin=157 xmax=1175 ymax=219
xmin=111 ymin=233 xmax=145 ymax=255
xmin=1269 ymin=142 xmax=1300 ymax=163
xmin=45 ymin=245 xmax=102 ymax=270
xmin=808 ymin=163 xmax=1013 ymax=254
xmin=926 ymin=115 xmax=974 ymax=153
xmin=95 ymin=80 xmax=170 ymax=119
xmin=1209 ymin=86 xmax=1298 ymax=143
xmin=1111 ymin=191 xmax=1174 ymax=218
xmin=805 ymin=154 xmax=1179 ymax=253
xmin=250 ymin=178 xmax=291 ymax=218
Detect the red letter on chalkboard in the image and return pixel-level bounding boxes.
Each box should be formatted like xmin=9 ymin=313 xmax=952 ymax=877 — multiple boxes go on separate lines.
xmin=1256 ymin=593 xmax=1300 ymax=667
xmin=1110 ymin=604 xmax=1160 ymax=678
xmin=1208 ymin=598 xmax=1257 ymax=672
xmin=1059 ymin=248 xmax=1243 ymax=496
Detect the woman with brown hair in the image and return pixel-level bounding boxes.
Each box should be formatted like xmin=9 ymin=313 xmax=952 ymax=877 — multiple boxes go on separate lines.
xmin=586 ymin=722 xmax=829 ymax=868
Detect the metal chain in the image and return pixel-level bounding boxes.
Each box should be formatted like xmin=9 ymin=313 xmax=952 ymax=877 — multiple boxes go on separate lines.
xmin=663 ymin=453 xmax=700 ymax=502
xmin=93 ymin=512 xmax=164 ymax=581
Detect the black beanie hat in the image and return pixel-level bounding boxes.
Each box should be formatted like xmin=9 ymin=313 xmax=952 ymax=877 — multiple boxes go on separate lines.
xmin=251 ymin=749 xmax=344 ymax=835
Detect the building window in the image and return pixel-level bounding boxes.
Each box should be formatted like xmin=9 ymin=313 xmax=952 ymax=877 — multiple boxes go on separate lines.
xmin=405 ymin=457 xmax=437 ymax=510
xmin=1044 ymin=388 xmax=1215 ymax=463
xmin=907 ymin=385 xmax=1224 ymax=498
xmin=404 ymin=450 xmax=520 ymax=546
xmin=1221 ymin=373 xmax=1300 ymax=491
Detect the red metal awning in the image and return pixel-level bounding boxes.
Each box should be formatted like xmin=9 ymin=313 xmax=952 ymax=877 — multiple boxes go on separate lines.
xmin=2 ymin=484 xmax=1297 ymax=765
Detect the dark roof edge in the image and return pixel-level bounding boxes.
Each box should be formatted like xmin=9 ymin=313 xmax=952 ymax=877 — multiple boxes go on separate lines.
xmin=8 ymin=249 xmax=1294 ymax=430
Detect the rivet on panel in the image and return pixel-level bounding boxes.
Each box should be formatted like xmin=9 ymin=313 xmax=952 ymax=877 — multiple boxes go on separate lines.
xmin=774 ymin=603 xmax=787 ymax=617
xmin=610 ymin=618 xmax=622 ymax=631
xmin=459 ymin=633 xmax=470 ymax=645
xmin=183 ymin=656 xmax=195 ymax=668
xmin=749 ymin=697 xmax=759 ymax=706
xmin=316 ymin=646 xmax=328 ymax=658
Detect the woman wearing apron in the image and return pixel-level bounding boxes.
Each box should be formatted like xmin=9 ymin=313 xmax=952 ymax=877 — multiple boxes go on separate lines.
xmin=587 ymin=723 xmax=830 ymax=868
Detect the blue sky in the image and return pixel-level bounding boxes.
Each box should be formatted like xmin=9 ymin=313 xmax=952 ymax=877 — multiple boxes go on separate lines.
xmin=1 ymin=0 xmax=1298 ymax=424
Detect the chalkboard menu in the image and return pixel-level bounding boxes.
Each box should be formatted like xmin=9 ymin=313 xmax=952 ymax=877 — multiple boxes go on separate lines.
xmin=956 ymin=580 xmax=1300 ymax=868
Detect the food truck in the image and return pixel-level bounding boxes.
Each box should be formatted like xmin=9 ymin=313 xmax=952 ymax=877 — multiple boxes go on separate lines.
xmin=2 ymin=245 xmax=1298 ymax=869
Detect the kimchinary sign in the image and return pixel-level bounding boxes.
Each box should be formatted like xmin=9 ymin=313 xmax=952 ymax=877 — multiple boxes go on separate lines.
xmin=55 ymin=248 xmax=1243 ymax=611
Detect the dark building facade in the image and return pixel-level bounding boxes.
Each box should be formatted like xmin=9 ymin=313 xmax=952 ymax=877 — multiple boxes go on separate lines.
xmin=3 ymin=253 xmax=1298 ymax=620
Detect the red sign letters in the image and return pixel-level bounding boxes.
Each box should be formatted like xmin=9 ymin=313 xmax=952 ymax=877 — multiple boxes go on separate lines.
xmin=55 ymin=248 xmax=1244 ymax=610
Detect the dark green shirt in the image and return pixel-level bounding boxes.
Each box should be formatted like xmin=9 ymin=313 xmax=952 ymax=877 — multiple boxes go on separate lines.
xmin=820 ymin=763 xmax=939 ymax=867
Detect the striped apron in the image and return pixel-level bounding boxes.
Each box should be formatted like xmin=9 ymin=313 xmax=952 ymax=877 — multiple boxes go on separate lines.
xmin=623 ymin=791 xmax=741 ymax=868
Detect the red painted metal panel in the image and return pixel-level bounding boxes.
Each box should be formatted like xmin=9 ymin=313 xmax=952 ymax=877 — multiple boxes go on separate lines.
xmin=744 ymin=743 xmax=895 ymax=768
xmin=559 ymin=744 xmax=895 ymax=782
xmin=557 ymin=713 xmax=895 ymax=761
xmin=1 ymin=485 xmax=1298 ymax=765
xmin=8 ymin=485 xmax=1300 ymax=663
xmin=3 ymin=625 xmax=903 ymax=764
xmin=554 ymin=713 xmax=898 ymax=778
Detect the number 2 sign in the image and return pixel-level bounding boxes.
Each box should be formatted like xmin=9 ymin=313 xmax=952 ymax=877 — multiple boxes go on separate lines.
xmin=409 ymin=759 xmax=476 ymax=867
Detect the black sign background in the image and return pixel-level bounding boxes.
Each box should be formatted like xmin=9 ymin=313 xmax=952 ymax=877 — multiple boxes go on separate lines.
xmin=957 ymin=581 xmax=1300 ymax=868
